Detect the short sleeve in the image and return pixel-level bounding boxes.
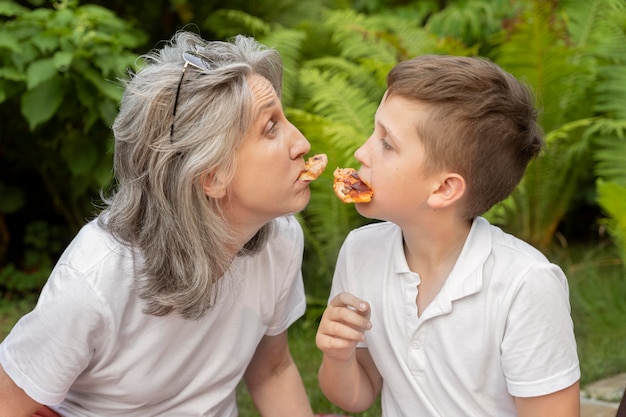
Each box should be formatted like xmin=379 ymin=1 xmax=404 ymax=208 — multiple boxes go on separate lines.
xmin=0 ymin=263 xmax=107 ymax=405
xmin=501 ymin=264 xmax=580 ymax=397
xmin=264 ymin=216 xmax=306 ymax=336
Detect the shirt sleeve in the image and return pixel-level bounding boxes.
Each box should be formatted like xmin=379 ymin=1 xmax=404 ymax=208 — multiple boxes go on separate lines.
xmin=0 ymin=263 xmax=107 ymax=405
xmin=501 ymin=263 xmax=580 ymax=397
xmin=264 ymin=216 xmax=307 ymax=336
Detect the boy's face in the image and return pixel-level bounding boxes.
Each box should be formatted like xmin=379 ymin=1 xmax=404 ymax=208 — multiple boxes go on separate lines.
xmin=353 ymin=93 xmax=441 ymax=225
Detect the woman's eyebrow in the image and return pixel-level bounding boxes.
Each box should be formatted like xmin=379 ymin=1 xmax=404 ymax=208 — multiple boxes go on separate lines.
xmin=255 ymin=98 xmax=279 ymax=120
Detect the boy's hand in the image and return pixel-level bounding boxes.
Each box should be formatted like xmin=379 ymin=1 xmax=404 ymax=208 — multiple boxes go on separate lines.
xmin=316 ymin=292 xmax=372 ymax=362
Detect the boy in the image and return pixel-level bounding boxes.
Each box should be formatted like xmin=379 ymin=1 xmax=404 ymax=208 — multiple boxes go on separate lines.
xmin=316 ymin=55 xmax=580 ymax=416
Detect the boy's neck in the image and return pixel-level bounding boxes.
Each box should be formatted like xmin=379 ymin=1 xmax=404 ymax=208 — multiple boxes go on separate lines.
xmin=401 ymin=216 xmax=472 ymax=316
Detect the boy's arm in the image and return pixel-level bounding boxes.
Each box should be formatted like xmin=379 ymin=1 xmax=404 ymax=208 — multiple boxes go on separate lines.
xmin=318 ymin=348 xmax=382 ymax=412
xmin=0 ymin=364 xmax=42 ymax=417
xmin=316 ymin=292 xmax=381 ymax=412
xmin=243 ymin=331 xmax=314 ymax=417
xmin=514 ymin=382 xmax=580 ymax=417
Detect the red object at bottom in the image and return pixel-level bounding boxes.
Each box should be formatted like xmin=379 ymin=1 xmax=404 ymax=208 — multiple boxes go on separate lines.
xmin=32 ymin=406 xmax=61 ymax=417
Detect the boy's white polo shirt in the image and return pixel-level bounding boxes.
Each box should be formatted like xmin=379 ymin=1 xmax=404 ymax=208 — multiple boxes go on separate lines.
xmin=330 ymin=217 xmax=580 ymax=417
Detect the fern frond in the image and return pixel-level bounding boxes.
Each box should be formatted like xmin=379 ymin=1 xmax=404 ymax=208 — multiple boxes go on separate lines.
xmin=490 ymin=118 xmax=595 ymax=249
xmin=297 ymin=67 xmax=380 ymax=139
xmin=426 ymin=0 xmax=520 ymax=48
xmin=590 ymin=118 xmax=626 ymax=184
xmin=321 ymin=9 xmax=399 ymax=64
xmin=596 ymin=180 xmax=626 ymax=264
xmin=259 ymin=29 xmax=306 ymax=106
xmin=493 ymin=1 xmax=593 ymax=132
xmin=203 ymin=9 xmax=271 ymax=39
xmin=562 ymin=0 xmax=626 ymax=55
xmin=595 ymin=65 xmax=626 ymax=120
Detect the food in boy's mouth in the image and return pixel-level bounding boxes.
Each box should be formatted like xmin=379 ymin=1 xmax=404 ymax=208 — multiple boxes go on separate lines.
xmin=333 ymin=167 xmax=373 ymax=203
xmin=298 ymin=154 xmax=328 ymax=181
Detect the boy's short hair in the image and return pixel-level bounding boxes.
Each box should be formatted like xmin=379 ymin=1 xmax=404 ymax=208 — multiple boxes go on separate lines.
xmin=386 ymin=55 xmax=544 ymax=219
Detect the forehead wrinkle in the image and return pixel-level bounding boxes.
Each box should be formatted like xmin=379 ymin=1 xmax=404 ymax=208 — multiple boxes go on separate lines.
xmin=249 ymin=74 xmax=279 ymax=122
xmin=255 ymin=98 xmax=278 ymax=120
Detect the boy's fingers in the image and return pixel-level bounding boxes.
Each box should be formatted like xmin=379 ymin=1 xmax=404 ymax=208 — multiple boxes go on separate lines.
xmin=331 ymin=292 xmax=371 ymax=315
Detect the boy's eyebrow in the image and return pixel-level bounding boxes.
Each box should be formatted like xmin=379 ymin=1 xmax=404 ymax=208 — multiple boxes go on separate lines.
xmin=377 ymin=119 xmax=399 ymax=142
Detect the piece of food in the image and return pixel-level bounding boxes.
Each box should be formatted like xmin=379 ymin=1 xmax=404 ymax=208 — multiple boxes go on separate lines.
xmin=298 ymin=154 xmax=328 ymax=181
xmin=333 ymin=167 xmax=374 ymax=203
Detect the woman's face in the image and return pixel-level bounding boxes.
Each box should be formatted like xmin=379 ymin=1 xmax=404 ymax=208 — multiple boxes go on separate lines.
xmin=222 ymin=73 xmax=312 ymax=227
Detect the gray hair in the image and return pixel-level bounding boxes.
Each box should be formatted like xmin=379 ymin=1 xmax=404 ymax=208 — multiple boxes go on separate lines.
xmin=100 ymin=31 xmax=283 ymax=319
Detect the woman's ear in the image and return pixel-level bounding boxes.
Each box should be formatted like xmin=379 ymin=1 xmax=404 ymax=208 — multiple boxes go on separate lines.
xmin=203 ymin=172 xmax=227 ymax=199
xmin=427 ymin=173 xmax=466 ymax=209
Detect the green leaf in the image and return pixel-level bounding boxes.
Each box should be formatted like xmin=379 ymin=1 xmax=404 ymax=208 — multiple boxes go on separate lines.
xmin=0 ymin=184 xmax=24 ymax=213
xmin=20 ymin=76 xmax=66 ymax=130
xmin=0 ymin=67 xmax=26 ymax=82
xmin=26 ymin=57 xmax=57 ymax=89
xmin=62 ymin=139 xmax=98 ymax=175
xmin=98 ymin=98 xmax=118 ymax=127
xmin=0 ymin=1 xmax=27 ymax=17
xmin=53 ymin=50 xmax=73 ymax=71
xmin=596 ymin=180 xmax=626 ymax=264
xmin=0 ymin=30 xmax=21 ymax=52
xmin=31 ymin=32 xmax=59 ymax=54
xmin=77 ymin=62 xmax=124 ymax=102
xmin=92 ymin=155 xmax=113 ymax=188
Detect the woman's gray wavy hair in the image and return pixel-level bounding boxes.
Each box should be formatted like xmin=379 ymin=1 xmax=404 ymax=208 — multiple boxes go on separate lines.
xmin=100 ymin=31 xmax=283 ymax=319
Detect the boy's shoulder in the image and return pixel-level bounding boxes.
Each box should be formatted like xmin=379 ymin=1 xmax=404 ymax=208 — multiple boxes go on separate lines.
xmin=482 ymin=218 xmax=548 ymax=264
xmin=350 ymin=220 xmax=398 ymax=234
xmin=345 ymin=221 xmax=400 ymax=246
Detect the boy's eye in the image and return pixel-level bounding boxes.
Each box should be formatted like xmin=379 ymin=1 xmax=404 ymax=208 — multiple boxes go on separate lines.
xmin=381 ymin=138 xmax=393 ymax=150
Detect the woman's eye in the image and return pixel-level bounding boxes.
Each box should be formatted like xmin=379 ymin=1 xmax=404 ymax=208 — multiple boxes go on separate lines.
xmin=266 ymin=120 xmax=278 ymax=137
xmin=381 ymin=138 xmax=393 ymax=150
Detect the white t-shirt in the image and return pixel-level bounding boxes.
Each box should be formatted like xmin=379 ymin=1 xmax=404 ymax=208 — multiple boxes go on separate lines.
xmin=0 ymin=215 xmax=306 ymax=417
xmin=330 ymin=217 xmax=580 ymax=417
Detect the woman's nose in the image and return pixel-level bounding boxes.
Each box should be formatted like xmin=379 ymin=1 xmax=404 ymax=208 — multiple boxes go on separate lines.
xmin=291 ymin=123 xmax=311 ymax=159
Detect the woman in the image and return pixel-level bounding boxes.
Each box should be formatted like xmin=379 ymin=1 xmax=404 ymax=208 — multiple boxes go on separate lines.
xmin=0 ymin=31 xmax=315 ymax=417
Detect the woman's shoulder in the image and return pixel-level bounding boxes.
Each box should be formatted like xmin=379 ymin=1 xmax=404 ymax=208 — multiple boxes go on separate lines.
xmin=59 ymin=218 xmax=131 ymax=273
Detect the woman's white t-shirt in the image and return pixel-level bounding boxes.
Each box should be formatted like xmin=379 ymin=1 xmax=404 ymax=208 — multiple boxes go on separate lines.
xmin=0 ymin=215 xmax=306 ymax=416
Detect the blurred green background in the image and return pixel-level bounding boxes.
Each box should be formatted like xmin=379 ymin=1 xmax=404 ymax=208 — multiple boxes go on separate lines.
xmin=1 ymin=0 xmax=625 ymax=415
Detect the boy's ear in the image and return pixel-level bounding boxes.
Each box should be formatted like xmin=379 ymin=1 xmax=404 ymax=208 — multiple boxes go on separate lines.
xmin=428 ymin=173 xmax=466 ymax=209
xmin=202 ymin=172 xmax=227 ymax=199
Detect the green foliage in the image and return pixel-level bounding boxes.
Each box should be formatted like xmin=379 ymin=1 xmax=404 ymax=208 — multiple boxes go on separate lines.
xmin=563 ymin=247 xmax=626 ymax=385
xmin=0 ymin=0 xmax=145 ymax=127
xmin=0 ymin=0 xmax=625 ymax=394
xmin=0 ymin=220 xmax=66 ymax=298
xmin=597 ymin=181 xmax=626 ymax=265
xmin=592 ymin=118 xmax=626 ymax=264
xmin=0 ymin=0 xmax=146 ymax=290
xmin=483 ymin=0 xmax=626 ymax=251
xmin=593 ymin=119 xmax=626 ymax=183
xmin=426 ymin=0 xmax=520 ymax=53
